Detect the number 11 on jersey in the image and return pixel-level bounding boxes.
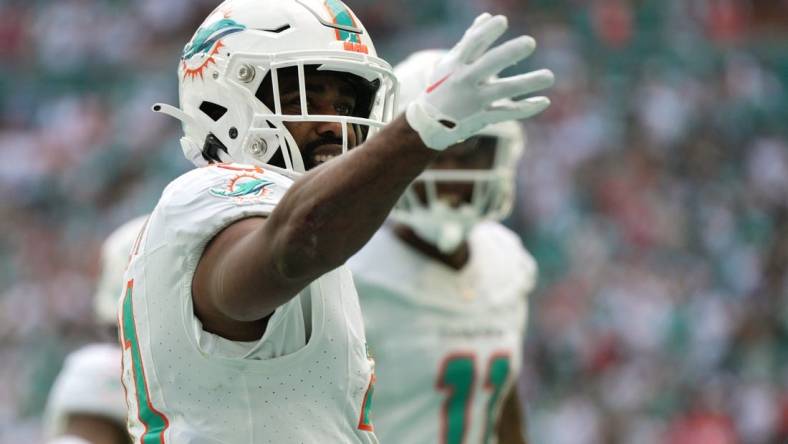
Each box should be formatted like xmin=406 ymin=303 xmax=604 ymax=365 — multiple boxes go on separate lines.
xmin=436 ymin=352 xmax=512 ymax=444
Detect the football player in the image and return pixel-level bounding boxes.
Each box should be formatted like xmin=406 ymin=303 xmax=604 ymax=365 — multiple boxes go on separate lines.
xmin=43 ymin=216 xmax=148 ymax=444
xmin=349 ymin=50 xmax=537 ymax=444
xmin=122 ymin=0 xmax=553 ymax=442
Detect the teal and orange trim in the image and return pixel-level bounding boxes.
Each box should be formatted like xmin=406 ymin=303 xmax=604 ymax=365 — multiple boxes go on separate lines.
xmin=357 ymin=373 xmax=376 ymax=432
xmin=215 ymin=163 xmax=265 ymax=174
xmin=323 ymin=0 xmax=368 ymax=54
xmin=482 ymin=352 xmax=512 ymax=443
xmin=131 ymin=218 xmax=149 ymax=258
xmin=121 ymin=280 xmax=170 ymax=444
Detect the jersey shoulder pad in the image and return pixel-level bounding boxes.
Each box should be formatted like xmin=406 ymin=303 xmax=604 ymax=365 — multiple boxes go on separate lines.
xmin=162 ymin=163 xmax=292 ymax=208
xmin=147 ymin=163 xmax=292 ymax=250
xmin=474 ymin=221 xmax=538 ymax=296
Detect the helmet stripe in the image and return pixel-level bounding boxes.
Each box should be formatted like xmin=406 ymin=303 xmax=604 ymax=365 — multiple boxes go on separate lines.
xmin=323 ymin=0 xmax=360 ymax=44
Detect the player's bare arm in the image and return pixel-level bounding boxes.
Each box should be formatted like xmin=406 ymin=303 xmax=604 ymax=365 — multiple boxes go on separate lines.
xmin=497 ymin=388 xmax=528 ymax=444
xmin=193 ymin=116 xmax=435 ymax=337
xmin=192 ymin=13 xmax=553 ymax=339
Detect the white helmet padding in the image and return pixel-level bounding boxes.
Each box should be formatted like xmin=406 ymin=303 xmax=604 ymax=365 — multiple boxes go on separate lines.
xmin=93 ymin=215 xmax=148 ymax=328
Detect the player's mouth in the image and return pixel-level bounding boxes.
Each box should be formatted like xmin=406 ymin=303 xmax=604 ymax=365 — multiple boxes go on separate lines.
xmin=440 ymin=193 xmax=466 ymax=208
xmin=303 ymin=135 xmax=345 ymax=169
xmin=308 ymin=146 xmax=341 ymax=167
xmin=303 ymin=134 xmax=349 ymax=170
xmin=310 ymin=147 xmax=342 ymax=165
xmin=436 ymin=185 xmax=474 ymax=207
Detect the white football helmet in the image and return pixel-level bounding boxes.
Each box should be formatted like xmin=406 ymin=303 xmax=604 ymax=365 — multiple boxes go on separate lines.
xmin=93 ymin=215 xmax=148 ymax=326
xmin=390 ymin=50 xmax=526 ymax=253
xmin=154 ymin=0 xmax=397 ymax=174
xmin=43 ymin=344 xmax=126 ymax=439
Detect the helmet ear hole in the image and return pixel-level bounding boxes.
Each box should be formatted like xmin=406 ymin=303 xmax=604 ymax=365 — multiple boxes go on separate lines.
xmin=199 ymin=101 xmax=228 ymax=121
xmin=267 ymin=149 xmax=287 ymax=169
xmin=255 ymin=71 xmax=278 ymax=109
xmin=202 ymin=133 xmax=229 ymax=163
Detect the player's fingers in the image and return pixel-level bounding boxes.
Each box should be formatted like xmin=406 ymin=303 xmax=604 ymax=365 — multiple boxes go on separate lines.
xmin=484 ymin=96 xmax=551 ymax=123
xmin=451 ymin=13 xmax=492 ymax=58
xmin=471 ymin=12 xmax=493 ymax=27
xmin=454 ymin=14 xmax=508 ymax=64
xmin=469 ymin=36 xmax=536 ymax=80
xmin=485 ymin=69 xmax=555 ymax=101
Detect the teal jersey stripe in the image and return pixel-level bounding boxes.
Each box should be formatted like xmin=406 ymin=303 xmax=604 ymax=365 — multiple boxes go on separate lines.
xmin=483 ymin=355 xmax=511 ymax=444
xmin=358 ymin=374 xmax=376 ymax=431
xmin=438 ymin=355 xmax=475 ymax=444
xmin=437 ymin=353 xmax=514 ymax=444
xmin=122 ymin=281 xmax=169 ymax=443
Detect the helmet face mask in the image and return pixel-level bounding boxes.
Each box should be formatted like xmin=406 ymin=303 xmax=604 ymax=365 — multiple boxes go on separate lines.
xmin=391 ymin=122 xmax=526 ymax=252
xmin=243 ymin=60 xmax=392 ymax=171
xmin=156 ymin=0 xmax=398 ymax=175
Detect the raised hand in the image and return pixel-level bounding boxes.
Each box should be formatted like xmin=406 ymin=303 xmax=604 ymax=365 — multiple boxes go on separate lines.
xmin=405 ymin=13 xmax=554 ymax=150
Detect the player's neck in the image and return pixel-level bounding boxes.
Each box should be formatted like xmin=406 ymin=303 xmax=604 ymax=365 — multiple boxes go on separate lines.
xmin=392 ymin=224 xmax=469 ymax=271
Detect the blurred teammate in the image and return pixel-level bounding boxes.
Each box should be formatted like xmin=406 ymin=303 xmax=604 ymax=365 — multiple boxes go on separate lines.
xmin=122 ymin=0 xmax=553 ymax=441
xmin=43 ymin=216 xmax=148 ymax=444
xmin=350 ymin=50 xmax=537 ymax=444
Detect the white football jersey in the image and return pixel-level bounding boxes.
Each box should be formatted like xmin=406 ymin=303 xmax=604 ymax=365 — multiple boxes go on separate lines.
xmin=46 ymin=437 xmax=92 ymax=444
xmin=43 ymin=343 xmax=126 ymax=439
xmin=349 ymin=222 xmax=536 ymax=444
xmin=120 ymin=163 xmax=377 ymax=443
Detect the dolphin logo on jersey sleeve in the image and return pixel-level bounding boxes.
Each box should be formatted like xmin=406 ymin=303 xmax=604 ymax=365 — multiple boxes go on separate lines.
xmin=210 ymin=173 xmax=275 ymax=203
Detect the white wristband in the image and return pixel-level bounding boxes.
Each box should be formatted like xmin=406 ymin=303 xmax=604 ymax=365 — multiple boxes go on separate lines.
xmin=406 ymin=101 xmax=461 ymax=151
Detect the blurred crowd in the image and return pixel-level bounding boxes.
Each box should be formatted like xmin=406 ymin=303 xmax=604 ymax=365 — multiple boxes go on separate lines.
xmin=1 ymin=0 xmax=787 ymax=442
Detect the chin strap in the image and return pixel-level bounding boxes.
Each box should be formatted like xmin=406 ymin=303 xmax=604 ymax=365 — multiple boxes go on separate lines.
xmin=421 ymin=220 xmax=465 ymax=254
xmin=403 ymin=200 xmax=479 ymax=254
xmin=180 ymin=137 xmax=209 ymax=166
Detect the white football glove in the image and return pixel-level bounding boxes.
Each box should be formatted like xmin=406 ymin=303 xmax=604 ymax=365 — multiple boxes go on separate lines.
xmin=406 ymin=13 xmax=554 ymax=151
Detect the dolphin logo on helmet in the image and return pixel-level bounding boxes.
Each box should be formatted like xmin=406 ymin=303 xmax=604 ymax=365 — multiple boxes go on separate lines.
xmin=181 ymin=18 xmax=247 ymax=80
xmin=183 ymin=19 xmax=247 ymax=61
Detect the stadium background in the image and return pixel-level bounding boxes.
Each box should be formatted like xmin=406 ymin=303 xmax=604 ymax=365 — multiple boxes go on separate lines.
xmin=1 ymin=0 xmax=787 ymax=442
